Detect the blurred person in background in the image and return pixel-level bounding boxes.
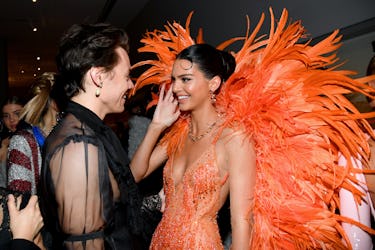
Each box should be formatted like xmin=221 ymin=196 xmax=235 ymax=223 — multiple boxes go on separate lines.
xmin=0 ymin=96 xmax=24 ymax=188
xmin=7 ymin=72 xmax=59 ymax=195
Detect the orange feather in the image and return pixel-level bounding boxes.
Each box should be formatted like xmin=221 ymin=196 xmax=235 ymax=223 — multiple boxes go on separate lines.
xmin=133 ymin=7 xmax=375 ymax=249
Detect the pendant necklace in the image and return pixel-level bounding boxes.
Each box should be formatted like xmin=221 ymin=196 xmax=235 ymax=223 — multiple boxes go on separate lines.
xmin=188 ymin=119 xmax=218 ymax=142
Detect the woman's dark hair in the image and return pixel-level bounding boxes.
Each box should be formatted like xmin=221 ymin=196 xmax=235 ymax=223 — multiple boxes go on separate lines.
xmin=1 ymin=96 xmax=24 ymax=117
xmin=175 ymin=43 xmax=236 ymax=89
xmin=55 ymin=23 xmax=130 ymax=99
xmin=0 ymin=96 xmax=24 ymax=139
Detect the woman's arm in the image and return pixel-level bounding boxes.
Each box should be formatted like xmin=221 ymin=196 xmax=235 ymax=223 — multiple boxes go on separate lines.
xmin=227 ymin=131 xmax=256 ymax=250
xmin=130 ymin=85 xmax=180 ymax=182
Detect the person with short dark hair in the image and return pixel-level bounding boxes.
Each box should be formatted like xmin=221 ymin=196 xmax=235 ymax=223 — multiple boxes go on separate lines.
xmin=39 ymin=23 xmax=142 ymax=249
xmin=39 ymin=22 xmax=175 ymax=250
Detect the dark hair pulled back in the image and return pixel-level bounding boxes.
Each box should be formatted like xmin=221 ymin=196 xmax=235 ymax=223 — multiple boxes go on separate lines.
xmin=176 ymin=43 xmax=236 ymax=84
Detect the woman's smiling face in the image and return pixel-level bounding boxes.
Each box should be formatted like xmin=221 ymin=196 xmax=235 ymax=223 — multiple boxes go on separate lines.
xmin=171 ymin=59 xmax=211 ymax=112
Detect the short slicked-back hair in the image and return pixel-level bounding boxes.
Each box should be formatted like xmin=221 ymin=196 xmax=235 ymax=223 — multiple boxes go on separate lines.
xmin=55 ymin=23 xmax=129 ymax=99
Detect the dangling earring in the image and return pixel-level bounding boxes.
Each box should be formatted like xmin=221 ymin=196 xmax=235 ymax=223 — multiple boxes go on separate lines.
xmin=95 ymin=82 xmax=103 ymax=97
xmin=210 ymin=90 xmax=216 ymax=103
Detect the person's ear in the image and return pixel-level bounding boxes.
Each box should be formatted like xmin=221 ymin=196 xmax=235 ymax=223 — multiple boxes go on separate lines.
xmin=209 ymin=75 xmax=221 ymax=93
xmin=88 ymin=67 xmax=104 ymax=88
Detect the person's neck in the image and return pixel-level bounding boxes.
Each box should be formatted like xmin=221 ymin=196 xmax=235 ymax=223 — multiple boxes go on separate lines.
xmin=40 ymin=112 xmax=55 ymax=137
xmin=71 ymin=95 xmax=106 ymax=120
xmin=189 ymin=107 xmax=219 ymax=134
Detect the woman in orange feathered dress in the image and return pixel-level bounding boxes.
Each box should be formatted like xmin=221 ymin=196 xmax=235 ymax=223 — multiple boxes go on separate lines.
xmin=130 ymin=8 xmax=375 ymax=249
xmin=131 ymin=43 xmax=255 ymax=249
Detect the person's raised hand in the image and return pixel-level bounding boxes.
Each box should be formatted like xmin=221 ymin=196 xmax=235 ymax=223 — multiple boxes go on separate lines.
xmin=7 ymin=194 xmax=44 ymax=241
xmin=152 ymin=84 xmax=180 ymax=129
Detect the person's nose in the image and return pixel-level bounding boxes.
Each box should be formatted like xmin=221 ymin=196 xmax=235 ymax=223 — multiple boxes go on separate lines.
xmin=9 ymin=114 xmax=17 ymax=122
xmin=171 ymin=81 xmax=180 ymax=93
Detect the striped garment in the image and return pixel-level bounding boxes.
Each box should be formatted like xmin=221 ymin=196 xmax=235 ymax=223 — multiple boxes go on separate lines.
xmin=7 ymin=128 xmax=41 ymax=195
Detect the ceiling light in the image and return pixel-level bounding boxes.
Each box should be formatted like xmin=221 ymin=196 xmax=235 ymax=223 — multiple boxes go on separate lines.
xmin=36 ymin=56 xmax=40 ymax=60
xmin=32 ymin=0 xmax=37 ymax=2
xmin=33 ymin=74 xmax=37 ymax=77
xmin=21 ymin=70 xmax=25 ymax=74
xmin=37 ymin=67 xmax=41 ymax=71
xmin=33 ymin=27 xmax=37 ymax=32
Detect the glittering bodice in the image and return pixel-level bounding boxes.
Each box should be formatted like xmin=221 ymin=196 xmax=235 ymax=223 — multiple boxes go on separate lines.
xmin=150 ymin=141 xmax=226 ymax=249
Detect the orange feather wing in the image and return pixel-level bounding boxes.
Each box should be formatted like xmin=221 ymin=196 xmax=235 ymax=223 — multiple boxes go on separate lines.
xmin=133 ymin=8 xmax=375 ymax=249
xmin=219 ymin=8 xmax=375 ymax=249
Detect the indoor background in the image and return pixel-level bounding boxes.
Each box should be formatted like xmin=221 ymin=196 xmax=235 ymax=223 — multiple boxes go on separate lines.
xmin=0 ymin=0 xmax=374 ymax=106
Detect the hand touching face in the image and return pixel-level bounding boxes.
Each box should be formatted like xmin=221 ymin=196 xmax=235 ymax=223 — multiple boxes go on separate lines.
xmin=152 ymin=84 xmax=180 ymax=129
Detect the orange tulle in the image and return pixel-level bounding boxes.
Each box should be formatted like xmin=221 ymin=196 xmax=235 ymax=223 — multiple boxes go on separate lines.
xmin=133 ymin=7 xmax=375 ymax=249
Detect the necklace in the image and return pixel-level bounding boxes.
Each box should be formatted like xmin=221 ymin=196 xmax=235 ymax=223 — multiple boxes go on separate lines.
xmin=188 ymin=119 xmax=218 ymax=142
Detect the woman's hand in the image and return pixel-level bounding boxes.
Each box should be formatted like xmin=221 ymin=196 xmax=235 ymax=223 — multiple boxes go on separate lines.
xmin=8 ymin=194 xmax=44 ymax=241
xmin=152 ymin=84 xmax=180 ymax=129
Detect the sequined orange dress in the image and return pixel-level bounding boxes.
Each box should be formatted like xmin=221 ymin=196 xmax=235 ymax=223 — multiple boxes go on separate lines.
xmin=134 ymin=9 xmax=375 ymax=249
xmin=150 ymin=126 xmax=226 ymax=250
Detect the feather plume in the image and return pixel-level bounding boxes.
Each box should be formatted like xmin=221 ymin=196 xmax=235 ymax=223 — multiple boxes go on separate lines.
xmin=133 ymin=7 xmax=375 ymax=249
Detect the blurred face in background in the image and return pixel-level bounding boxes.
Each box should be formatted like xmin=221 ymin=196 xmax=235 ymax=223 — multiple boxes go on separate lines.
xmin=2 ymin=103 xmax=23 ymax=132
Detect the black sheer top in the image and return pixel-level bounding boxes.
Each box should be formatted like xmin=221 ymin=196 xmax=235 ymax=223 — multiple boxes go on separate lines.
xmin=39 ymin=101 xmax=143 ymax=249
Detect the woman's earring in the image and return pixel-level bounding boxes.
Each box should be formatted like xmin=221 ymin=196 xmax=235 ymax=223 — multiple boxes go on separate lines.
xmin=210 ymin=90 xmax=216 ymax=103
xmin=95 ymin=82 xmax=103 ymax=97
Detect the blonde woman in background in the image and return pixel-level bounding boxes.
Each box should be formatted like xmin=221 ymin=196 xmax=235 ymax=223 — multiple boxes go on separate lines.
xmin=7 ymin=72 xmax=59 ymax=195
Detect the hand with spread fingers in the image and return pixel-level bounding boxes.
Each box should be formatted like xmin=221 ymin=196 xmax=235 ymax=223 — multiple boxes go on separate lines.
xmin=152 ymin=84 xmax=180 ymax=129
